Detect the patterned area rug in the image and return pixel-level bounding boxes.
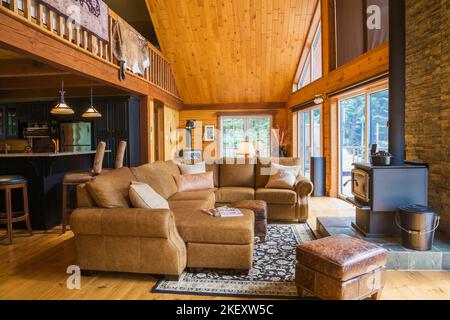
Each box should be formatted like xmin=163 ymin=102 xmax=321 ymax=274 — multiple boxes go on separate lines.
xmin=152 ymin=224 xmax=315 ymax=298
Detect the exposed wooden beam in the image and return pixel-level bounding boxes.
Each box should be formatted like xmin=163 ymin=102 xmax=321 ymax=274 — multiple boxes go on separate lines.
xmin=0 ymin=86 xmax=125 ymax=102
xmin=288 ymin=43 xmax=389 ymax=108
xmin=0 ymin=74 xmax=104 ymax=90
xmin=183 ymin=102 xmax=286 ymax=111
xmin=0 ymin=59 xmax=69 ymax=78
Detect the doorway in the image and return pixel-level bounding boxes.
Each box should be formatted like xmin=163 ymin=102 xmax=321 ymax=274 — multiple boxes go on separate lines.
xmin=153 ymin=100 xmax=165 ymax=161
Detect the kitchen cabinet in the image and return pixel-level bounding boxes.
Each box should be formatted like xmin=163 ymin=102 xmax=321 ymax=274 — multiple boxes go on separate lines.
xmin=0 ymin=106 xmax=5 ymax=140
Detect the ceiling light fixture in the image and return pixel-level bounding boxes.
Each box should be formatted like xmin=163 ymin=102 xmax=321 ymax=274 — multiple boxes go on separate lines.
xmin=314 ymin=94 xmax=325 ymax=105
xmin=82 ymin=88 xmax=102 ymax=118
xmin=51 ymin=79 xmax=75 ymax=115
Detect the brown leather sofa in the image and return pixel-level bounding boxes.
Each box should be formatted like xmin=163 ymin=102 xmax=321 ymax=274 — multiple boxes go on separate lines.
xmin=70 ymin=158 xmax=313 ymax=278
xmin=211 ymin=157 xmax=313 ymax=222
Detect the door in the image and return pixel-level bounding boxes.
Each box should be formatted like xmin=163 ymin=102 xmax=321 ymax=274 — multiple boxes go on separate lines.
xmin=153 ymin=100 xmax=165 ymax=161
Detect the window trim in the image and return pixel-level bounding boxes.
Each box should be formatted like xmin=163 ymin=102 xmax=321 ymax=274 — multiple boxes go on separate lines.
xmin=292 ymin=1 xmax=322 ymax=92
xmin=219 ymin=114 xmax=273 ymax=158
xmin=336 ymin=81 xmax=389 ymax=197
xmin=295 ymin=104 xmax=323 ymax=177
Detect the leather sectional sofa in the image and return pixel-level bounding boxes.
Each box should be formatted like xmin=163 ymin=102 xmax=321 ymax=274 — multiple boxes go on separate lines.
xmin=70 ymin=158 xmax=314 ymax=278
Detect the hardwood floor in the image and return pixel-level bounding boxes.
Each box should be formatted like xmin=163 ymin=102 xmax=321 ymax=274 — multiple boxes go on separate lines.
xmin=0 ymin=197 xmax=449 ymax=300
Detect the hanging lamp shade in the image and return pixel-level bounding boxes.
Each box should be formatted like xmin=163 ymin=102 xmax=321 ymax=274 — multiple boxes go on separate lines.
xmin=82 ymin=88 xmax=102 ymax=118
xmin=51 ymin=80 xmax=75 ymax=115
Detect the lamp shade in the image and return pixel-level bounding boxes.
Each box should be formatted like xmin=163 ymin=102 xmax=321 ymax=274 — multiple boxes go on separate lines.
xmin=50 ymin=102 xmax=75 ymax=115
xmin=237 ymin=140 xmax=256 ymax=157
xmin=51 ymin=79 xmax=74 ymax=115
xmin=82 ymin=106 xmax=102 ymax=118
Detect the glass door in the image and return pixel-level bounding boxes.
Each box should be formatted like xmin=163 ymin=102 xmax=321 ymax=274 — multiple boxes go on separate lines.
xmin=296 ymin=106 xmax=322 ymax=177
xmin=339 ymin=94 xmax=366 ymax=196
xmin=338 ymin=87 xmax=389 ymax=196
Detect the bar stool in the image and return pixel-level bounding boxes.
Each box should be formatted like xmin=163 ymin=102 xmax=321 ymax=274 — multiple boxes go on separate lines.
xmin=114 ymin=140 xmax=127 ymax=169
xmin=62 ymin=141 xmax=106 ymax=233
xmin=0 ymin=176 xmax=33 ymax=244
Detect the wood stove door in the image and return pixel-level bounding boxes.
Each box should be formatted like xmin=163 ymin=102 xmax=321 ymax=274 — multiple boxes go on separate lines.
xmin=352 ymin=169 xmax=370 ymax=203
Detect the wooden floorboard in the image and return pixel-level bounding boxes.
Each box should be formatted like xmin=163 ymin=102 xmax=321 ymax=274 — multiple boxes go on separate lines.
xmin=0 ymin=197 xmax=449 ymax=300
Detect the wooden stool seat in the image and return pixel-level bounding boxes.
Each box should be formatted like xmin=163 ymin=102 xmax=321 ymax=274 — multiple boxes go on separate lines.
xmin=0 ymin=175 xmax=33 ymax=244
xmin=0 ymin=176 xmax=27 ymax=186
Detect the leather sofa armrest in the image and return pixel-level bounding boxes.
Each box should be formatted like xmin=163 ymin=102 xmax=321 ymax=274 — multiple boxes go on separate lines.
xmin=295 ymin=176 xmax=314 ymax=198
xmin=70 ymin=208 xmax=176 ymax=239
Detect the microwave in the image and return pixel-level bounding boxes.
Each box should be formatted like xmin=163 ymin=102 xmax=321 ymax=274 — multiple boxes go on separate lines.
xmin=351 ymin=169 xmax=370 ymax=203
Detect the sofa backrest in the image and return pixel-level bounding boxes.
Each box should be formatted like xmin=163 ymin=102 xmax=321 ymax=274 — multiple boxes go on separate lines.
xmin=255 ymin=157 xmax=302 ymax=188
xmin=219 ymin=158 xmax=256 ymax=188
xmin=131 ymin=160 xmax=180 ymax=199
xmin=85 ymin=167 xmax=136 ymax=208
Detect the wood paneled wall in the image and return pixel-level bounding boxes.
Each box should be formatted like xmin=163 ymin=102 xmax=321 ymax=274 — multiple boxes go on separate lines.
xmin=164 ymin=106 xmax=180 ymax=161
xmin=179 ymin=107 xmax=289 ymax=158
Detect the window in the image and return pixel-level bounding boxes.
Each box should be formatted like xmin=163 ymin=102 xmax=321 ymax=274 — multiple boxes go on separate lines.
xmin=338 ymin=87 xmax=389 ymax=196
xmin=220 ymin=115 xmax=271 ymax=158
xmin=296 ymin=106 xmax=322 ymax=177
xmin=293 ymin=0 xmax=323 ymax=92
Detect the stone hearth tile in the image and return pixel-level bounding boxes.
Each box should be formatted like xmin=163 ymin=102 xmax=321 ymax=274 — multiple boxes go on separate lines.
xmin=409 ymin=252 xmax=443 ymax=270
xmin=387 ymin=252 xmax=410 ymax=270
xmin=442 ymin=253 xmax=450 ymax=270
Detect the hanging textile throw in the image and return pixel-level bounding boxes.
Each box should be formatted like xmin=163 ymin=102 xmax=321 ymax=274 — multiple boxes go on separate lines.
xmin=112 ymin=17 xmax=150 ymax=79
xmin=38 ymin=0 xmax=109 ymax=43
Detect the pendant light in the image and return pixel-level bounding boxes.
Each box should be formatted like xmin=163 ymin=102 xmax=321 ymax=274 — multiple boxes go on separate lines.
xmin=51 ymin=79 xmax=75 ymax=115
xmin=82 ymin=88 xmax=102 ymax=118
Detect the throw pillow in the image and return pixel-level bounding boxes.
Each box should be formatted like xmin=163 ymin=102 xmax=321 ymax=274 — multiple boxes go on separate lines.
xmin=86 ymin=167 xmax=135 ymax=208
xmin=173 ymin=171 xmax=214 ymax=192
xmin=129 ymin=181 xmax=170 ymax=209
xmin=265 ymin=170 xmax=297 ymax=189
xmin=178 ymin=162 xmax=206 ymax=175
xmin=270 ymin=163 xmax=301 ymax=177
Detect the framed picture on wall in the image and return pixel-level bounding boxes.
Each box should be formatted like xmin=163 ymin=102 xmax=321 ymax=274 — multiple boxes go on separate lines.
xmin=203 ymin=125 xmax=215 ymax=141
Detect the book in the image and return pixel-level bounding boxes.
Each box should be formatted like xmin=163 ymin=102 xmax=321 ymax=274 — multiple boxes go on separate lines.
xmin=201 ymin=206 xmax=244 ymax=218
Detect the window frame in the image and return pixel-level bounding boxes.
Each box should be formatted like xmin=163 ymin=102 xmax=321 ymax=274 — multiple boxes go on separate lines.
xmin=295 ymin=104 xmax=323 ymax=177
xmin=292 ymin=1 xmax=323 ymax=92
xmin=336 ymin=82 xmax=389 ymax=197
xmin=219 ymin=114 xmax=273 ymax=158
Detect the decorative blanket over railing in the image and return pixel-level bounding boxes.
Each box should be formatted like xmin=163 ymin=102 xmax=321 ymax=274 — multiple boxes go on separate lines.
xmin=112 ymin=16 xmax=150 ymax=78
xmin=38 ymin=0 xmax=109 ymax=42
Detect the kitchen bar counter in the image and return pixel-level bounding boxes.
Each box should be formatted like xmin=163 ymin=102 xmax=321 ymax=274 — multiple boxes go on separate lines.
xmin=0 ymin=151 xmax=103 ymax=157
xmin=0 ymin=151 xmax=110 ymax=230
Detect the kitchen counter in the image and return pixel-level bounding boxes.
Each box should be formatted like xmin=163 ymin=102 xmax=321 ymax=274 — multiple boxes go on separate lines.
xmin=0 ymin=151 xmax=110 ymax=157
xmin=0 ymin=150 xmax=110 ymax=230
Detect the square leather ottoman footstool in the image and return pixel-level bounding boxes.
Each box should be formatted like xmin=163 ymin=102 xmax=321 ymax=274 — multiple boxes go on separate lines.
xmin=231 ymin=200 xmax=267 ymax=243
xmin=295 ymin=234 xmax=388 ymax=300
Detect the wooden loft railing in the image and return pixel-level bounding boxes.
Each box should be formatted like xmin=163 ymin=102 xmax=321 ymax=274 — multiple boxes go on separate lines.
xmin=0 ymin=0 xmax=181 ymax=99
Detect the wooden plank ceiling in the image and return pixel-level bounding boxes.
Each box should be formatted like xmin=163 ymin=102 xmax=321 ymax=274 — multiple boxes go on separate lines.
xmin=146 ymin=0 xmax=317 ymax=105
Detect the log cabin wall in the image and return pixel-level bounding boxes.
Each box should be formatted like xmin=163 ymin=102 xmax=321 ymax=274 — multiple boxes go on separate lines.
xmin=179 ymin=106 xmax=288 ymax=159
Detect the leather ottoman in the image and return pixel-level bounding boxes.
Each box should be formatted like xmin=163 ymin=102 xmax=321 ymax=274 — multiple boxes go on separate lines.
xmin=295 ymin=234 xmax=388 ymax=300
xmin=232 ymin=200 xmax=268 ymax=243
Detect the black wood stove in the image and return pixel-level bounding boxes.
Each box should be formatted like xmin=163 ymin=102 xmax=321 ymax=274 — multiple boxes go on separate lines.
xmin=347 ymin=162 xmax=428 ymax=237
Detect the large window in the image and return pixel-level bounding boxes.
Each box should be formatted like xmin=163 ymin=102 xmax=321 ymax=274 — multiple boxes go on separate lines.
xmin=292 ymin=0 xmax=322 ymax=91
xmin=338 ymin=87 xmax=389 ymax=196
xmin=220 ymin=115 xmax=271 ymax=158
xmin=296 ymin=23 xmax=322 ymax=90
xmin=296 ymin=106 xmax=322 ymax=177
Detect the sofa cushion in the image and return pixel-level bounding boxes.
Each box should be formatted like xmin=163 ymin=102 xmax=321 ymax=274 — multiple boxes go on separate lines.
xmin=169 ymin=198 xmax=215 ymax=215
xmin=215 ymin=187 xmax=255 ymax=203
xmin=219 ymin=159 xmax=255 ymax=187
xmin=176 ymin=209 xmax=254 ymax=245
xmin=255 ymin=188 xmax=297 ymax=205
xmin=131 ymin=161 xmax=180 ymax=199
xmin=256 ymin=157 xmax=301 ymax=188
xmin=173 ymin=172 xmax=214 ymax=192
xmin=265 ymin=170 xmax=297 ymax=189
xmin=86 ymin=167 xmax=135 ymax=208
xmin=178 ymin=162 xmax=206 ymax=174
xmin=205 ymin=162 xmax=220 ymax=187
xmin=169 ymin=190 xmax=216 ymax=202
xmin=129 ymin=181 xmax=170 ymax=209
